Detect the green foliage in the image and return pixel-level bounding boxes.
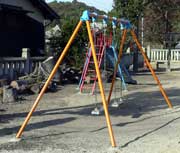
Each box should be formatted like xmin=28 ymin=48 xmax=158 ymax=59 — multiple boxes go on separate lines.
xmin=111 ymin=0 xmax=180 ymax=46
xmin=111 ymin=0 xmax=149 ymax=50
xmin=112 ymin=0 xmax=146 ymax=25
xmin=144 ymin=0 xmax=180 ymax=46
xmin=47 ymin=1 xmax=105 ymax=68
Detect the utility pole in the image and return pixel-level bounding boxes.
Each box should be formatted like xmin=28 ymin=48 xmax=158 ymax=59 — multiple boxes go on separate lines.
xmin=141 ymin=14 xmax=144 ymax=47
xmin=165 ymin=11 xmax=171 ymax=72
xmin=133 ymin=15 xmax=139 ymax=72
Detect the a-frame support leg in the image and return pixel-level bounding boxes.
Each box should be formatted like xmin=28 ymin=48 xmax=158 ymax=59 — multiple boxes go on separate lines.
xmin=16 ymin=21 xmax=83 ymax=138
xmin=86 ymin=20 xmax=116 ymax=147
xmin=107 ymin=29 xmax=127 ymax=105
xmin=130 ymin=30 xmax=173 ymax=108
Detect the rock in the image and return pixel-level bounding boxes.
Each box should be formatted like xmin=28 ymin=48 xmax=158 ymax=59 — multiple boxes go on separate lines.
xmin=3 ymin=86 xmax=15 ymax=103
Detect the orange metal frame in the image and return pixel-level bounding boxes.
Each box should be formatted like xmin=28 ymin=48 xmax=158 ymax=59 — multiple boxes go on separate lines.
xmin=15 ymin=12 xmax=173 ymax=148
xmin=107 ymin=29 xmax=173 ymax=108
xmin=16 ymin=20 xmax=116 ymax=147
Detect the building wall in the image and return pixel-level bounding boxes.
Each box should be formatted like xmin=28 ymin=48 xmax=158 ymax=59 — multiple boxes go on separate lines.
xmin=0 ymin=12 xmax=45 ymax=57
xmin=0 ymin=0 xmax=44 ymax=23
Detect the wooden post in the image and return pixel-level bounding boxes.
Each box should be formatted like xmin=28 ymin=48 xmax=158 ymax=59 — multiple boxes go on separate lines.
xmin=22 ymin=48 xmax=31 ymax=74
xmin=0 ymin=63 xmax=3 ymax=77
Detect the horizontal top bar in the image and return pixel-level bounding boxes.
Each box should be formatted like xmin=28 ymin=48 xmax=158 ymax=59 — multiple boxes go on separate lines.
xmin=89 ymin=13 xmax=130 ymax=25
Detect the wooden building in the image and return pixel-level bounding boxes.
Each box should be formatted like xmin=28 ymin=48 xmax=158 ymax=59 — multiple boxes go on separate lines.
xmin=0 ymin=0 xmax=59 ymax=57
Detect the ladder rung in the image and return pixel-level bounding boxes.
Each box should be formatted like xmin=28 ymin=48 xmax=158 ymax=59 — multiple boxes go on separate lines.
xmin=83 ymin=85 xmax=93 ymax=89
xmin=89 ymin=61 xmax=101 ymax=63
xmin=82 ymin=75 xmax=96 ymax=80
xmin=88 ymin=70 xmax=95 ymax=72
xmin=86 ymin=54 xmax=101 ymax=57
xmin=89 ymin=61 xmax=95 ymax=64
xmin=90 ymin=77 xmax=97 ymax=80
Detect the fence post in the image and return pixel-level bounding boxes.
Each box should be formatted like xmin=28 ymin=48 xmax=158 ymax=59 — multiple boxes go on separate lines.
xmin=22 ymin=48 xmax=31 ymax=74
xmin=9 ymin=62 xmax=14 ymax=80
xmin=0 ymin=63 xmax=3 ymax=77
xmin=167 ymin=48 xmax=171 ymax=72
xmin=147 ymin=45 xmax=151 ymax=61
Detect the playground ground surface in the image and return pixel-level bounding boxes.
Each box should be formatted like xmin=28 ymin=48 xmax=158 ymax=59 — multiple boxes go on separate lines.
xmin=0 ymin=66 xmax=180 ymax=153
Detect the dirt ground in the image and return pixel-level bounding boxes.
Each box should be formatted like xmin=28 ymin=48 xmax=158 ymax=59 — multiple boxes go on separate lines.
xmin=0 ymin=69 xmax=180 ymax=153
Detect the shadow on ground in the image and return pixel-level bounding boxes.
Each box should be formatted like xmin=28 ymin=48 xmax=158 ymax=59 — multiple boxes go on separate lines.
xmin=1 ymin=87 xmax=179 ymax=118
xmin=0 ymin=117 xmax=76 ymax=137
xmin=0 ymin=86 xmax=179 ymax=138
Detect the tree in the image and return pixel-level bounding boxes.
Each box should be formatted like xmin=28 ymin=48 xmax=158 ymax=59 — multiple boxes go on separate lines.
xmin=144 ymin=0 xmax=180 ymax=46
xmin=112 ymin=0 xmax=180 ymax=46
xmin=113 ymin=0 xmax=146 ymax=24
xmin=47 ymin=1 xmax=106 ymax=68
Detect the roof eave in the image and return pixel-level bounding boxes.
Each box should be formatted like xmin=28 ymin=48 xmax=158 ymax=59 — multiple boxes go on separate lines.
xmin=30 ymin=0 xmax=60 ymax=21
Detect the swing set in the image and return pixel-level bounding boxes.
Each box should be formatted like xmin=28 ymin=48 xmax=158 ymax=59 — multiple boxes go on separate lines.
xmin=78 ymin=14 xmax=127 ymax=95
xmin=15 ymin=10 xmax=173 ymax=147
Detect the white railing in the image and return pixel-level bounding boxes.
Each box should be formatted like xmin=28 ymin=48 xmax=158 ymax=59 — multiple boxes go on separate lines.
xmin=150 ymin=49 xmax=168 ymax=62
xmin=146 ymin=49 xmax=180 ymax=62
xmin=0 ymin=56 xmax=46 ymax=80
xmin=171 ymin=49 xmax=180 ymax=61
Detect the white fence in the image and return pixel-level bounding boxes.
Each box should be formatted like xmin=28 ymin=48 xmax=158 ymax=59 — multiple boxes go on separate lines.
xmin=170 ymin=49 xmax=180 ymax=61
xmin=146 ymin=49 xmax=180 ymax=62
xmin=0 ymin=56 xmax=46 ymax=80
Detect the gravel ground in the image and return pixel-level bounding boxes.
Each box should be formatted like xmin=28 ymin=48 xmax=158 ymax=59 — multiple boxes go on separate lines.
xmin=0 ymin=69 xmax=180 ymax=153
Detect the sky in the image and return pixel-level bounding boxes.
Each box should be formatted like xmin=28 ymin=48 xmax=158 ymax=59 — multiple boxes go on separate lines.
xmin=46 ymin=0 xmax=113 ymax=12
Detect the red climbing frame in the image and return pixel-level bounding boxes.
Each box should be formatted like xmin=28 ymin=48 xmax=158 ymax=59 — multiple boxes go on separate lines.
xmin=80 ymin=31 xmax=112 ymax=94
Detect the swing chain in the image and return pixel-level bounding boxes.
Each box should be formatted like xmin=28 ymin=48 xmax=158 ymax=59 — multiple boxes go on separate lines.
xmin=91 ymin=12 xmax=98 ymax=29
xmin=112 ymin=17 xmax=117 ymax=29
xmin=102 ymin=15 xmax=108 ymax=28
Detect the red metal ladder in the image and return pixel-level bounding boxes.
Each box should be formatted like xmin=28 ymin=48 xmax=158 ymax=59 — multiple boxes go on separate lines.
xmin=79 ymin=33 xmax=106 ymax=94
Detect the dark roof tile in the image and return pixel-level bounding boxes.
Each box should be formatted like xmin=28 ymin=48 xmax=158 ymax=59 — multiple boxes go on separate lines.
xmin=29 ymin=0 xmax=59 ymax=20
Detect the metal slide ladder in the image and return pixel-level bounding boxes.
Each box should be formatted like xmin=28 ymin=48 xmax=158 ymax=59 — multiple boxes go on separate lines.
xmin=79 ymin=33 xmax=106 ymax=94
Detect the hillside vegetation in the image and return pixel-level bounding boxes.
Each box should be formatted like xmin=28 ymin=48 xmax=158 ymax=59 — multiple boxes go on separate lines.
xmin=49 ymin=0 xmax=105 ymax=24
xmin=47 ymin=0 xmax=106 ymax=68
xmin=47 ymin=0 xmax=180 ymax=68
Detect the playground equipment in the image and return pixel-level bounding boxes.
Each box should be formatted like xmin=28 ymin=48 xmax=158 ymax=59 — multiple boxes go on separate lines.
xmin=78 ymin=32 xmax=111 ymax=94
xmin=15 ymin=10 xmax=173 ymax=148
xmin=106 ymin=47 xmax=137 ymax=84
xmin=78 ymin=16 xmax=127 ymax=94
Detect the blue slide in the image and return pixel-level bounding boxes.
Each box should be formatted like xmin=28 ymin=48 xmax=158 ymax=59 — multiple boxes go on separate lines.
xmin=106 ymin=46 xmax=137 ymax=85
